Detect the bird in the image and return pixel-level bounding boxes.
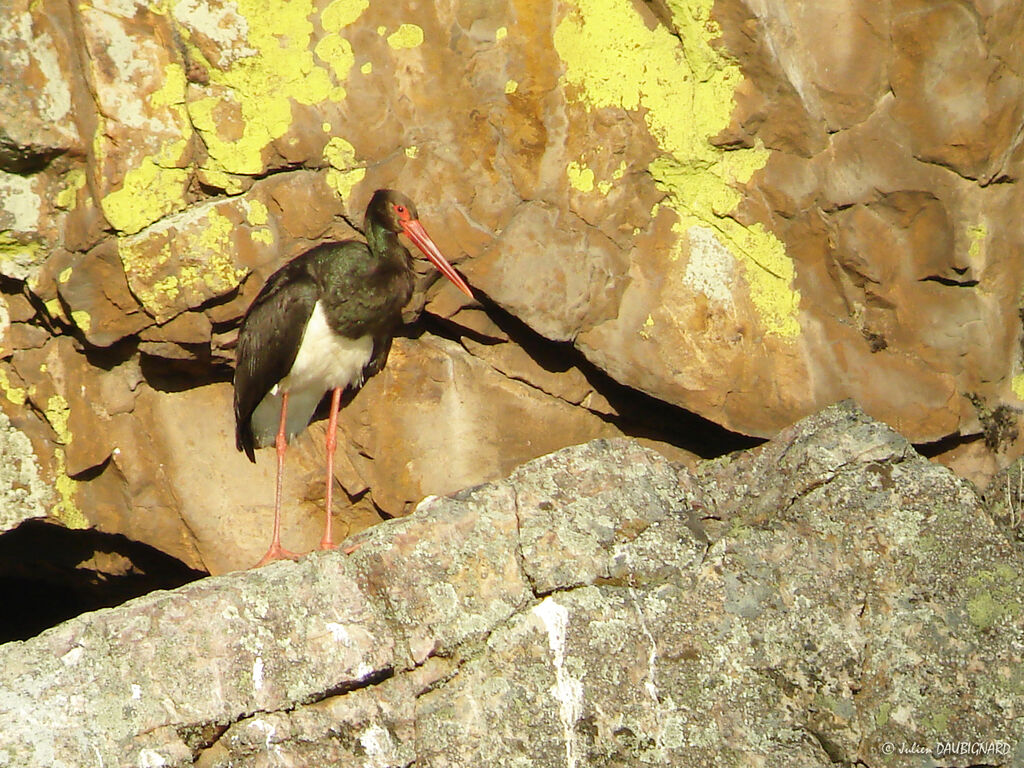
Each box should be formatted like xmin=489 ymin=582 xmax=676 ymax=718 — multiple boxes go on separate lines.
xmin=233 ymin=188 xmax=474 ymax=567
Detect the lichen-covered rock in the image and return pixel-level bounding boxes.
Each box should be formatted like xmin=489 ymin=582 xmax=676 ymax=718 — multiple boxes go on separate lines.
xmin=0 ymin=405 xmax=1020 ymax=767
xmin=0 ymin=408 xmax=53 ymax=534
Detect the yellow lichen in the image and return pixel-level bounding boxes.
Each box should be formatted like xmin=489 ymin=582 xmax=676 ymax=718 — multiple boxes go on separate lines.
xmin=99 ymin=58 xmax=192 ymax=235
xmin=567 ymin=161 xmax=595 ymax=193
xmin=0 ymin=233 xmax=44 ymax=272
xmin=321 ymin=0 xmax=368 ymax=31
xmin=1012 ymin=374 xmax=1024 ymax=402
xmin=45 ymin=394 xmax=71 ymax=444
xmin=360 ymin=61 xmax=372 ymax=75
xmin=244 ymin=199 xmax=269 ymax=227
xmin=243 ymin=199 xmax=273 ymax=244
xmin=196 ymin=208 xmax=248 ymax=292
xmin=196 ymin=167 xmax=246 ymax=195
xmin=71 ymin=310 xmax=92 ymax=333
xmin=554 ymin=0 xmax=800 ymax=339
xmin=151 ymin=274 xmax=180 ymax=304
xmin=404 ymin=145 xmax=419 ymax=159
xmin=100 ymin=153 xmax=190 ymax=235
xmin=496 ymin=26 xmax=508 ymax=40
xmin=149 ymin=62 xmax=187 ymax=110
xmin=967 ymin=221 xmax=987 ymax=262
xmin=0 ymin=368 xmax=27 ymax=405
xmin=324 ymin=136 xmax=357 ymax=168
xmin=185 ymin=0 xmax=368 ymax=177
xmin=44 ymin=298 xmax=68 ymax=323
xmin=119 ymin=236 xmax=172 ymax=314
xmin=314 ymin=34 xmax=355 ymax=88
xmin=118 ymin=203 xmax=249 ymax=319
xmin=52 ymin=448 xmax=87 ymax=529
xmin=252 ymin=228 xmax=275 ymax=245
xmin=505 ymin=79 xmax=519 ymax=94
xmin=55 ymin=169 xmax=87 ymax=211
xmin=327 ymin=168 xmax=366 ymax=201
xmin=387 ymin=23 xmax=424 ymax=49
xmin=58 ymin=267 xmax=72 ymax=283
xmin=640 ymin=313 xmax=655 ymax=340
xmin=324 ymin=136 xmax=366 ymax=201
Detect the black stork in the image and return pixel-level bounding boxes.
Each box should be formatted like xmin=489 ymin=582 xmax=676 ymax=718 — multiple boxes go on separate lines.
xmin=233 ymin=189 xmax=473 ymax=567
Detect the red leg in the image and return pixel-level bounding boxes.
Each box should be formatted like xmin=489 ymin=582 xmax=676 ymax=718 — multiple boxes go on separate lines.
xmin=254 ymin=392 xmax=301 ymax=567
xmin=320 ymin=387 xmax=343 ymax=551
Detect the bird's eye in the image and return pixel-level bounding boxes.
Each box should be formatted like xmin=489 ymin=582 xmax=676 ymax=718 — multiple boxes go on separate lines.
xmin=395 ymin=205 xmax=406 ymax=215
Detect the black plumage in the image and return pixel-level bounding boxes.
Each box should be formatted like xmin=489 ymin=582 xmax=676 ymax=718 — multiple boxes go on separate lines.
xmin=233 ymin=240 xmax=411 ymax=461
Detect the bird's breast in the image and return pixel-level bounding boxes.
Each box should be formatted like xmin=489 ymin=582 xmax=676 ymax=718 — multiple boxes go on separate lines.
xmin=275 ymin=300 xmax=375 ymax=395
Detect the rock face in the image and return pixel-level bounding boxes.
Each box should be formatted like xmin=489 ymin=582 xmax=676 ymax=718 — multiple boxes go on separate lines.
xmin=1 ymin=403 xmax=1020 ymax=766
xmin=2 ymin=0 xmax=1024 ymax=588
xmin=0 ymin=409 xmax=52 ymax=534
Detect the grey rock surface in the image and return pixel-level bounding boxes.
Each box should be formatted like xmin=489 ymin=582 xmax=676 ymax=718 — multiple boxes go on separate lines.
xmin=0 ymin=408 xmax=53 ymax=534
xmin=0 ymin=402 xmax=1021 ymax=767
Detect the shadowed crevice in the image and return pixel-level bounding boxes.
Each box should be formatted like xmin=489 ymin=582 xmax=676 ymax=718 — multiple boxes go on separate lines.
xmin=0 ymin=519 xmax=206 ymax=644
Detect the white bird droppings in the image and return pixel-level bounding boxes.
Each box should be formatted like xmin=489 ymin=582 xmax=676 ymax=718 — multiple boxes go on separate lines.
xmin=252 ymin=656 xmax=264 ymax=691
xmin=136 ymin=748 xmax=167 ymax=767
xmin=533 ymin=596 xmax=584 ymax=768
xmin=359 ymin=723 xmax=395 ymax=765
xmin=325 ymin=621 xmax=350 ymax=644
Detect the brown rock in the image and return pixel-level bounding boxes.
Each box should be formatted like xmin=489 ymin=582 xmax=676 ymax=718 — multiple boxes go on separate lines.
xmin=462 ymin=338 xmax=602 ymax=410
xmin=718 ymin=0 xmax=889 ymax=136
xmin=79 ymin=2 xmax=194 ymax=235
xmin=98 ymin=383 xmax=331 ymax=574
xmin=57 ymin=241 xmax=152 ymax=347
xmin=0 ymin=295 xmax=10 ymax=360
xmin=11 ymin=337 xmax=114 ymax=478
xmin=577 ymin=207 xmax=814 ymax=437
xmin=336 ymin=334 xmax=622 ymax=517
xmin=890 ymin=0 xmax=1024 ymax=182
xmin=139 ymin=310 xmax=214 ymax=361
xmin=0 ymin=0 xmax=81 ymax=167
xmin=469 ymin=201 xmax=628 ymax=342
xmin=116 ymin=195 xmax=277 ymax=324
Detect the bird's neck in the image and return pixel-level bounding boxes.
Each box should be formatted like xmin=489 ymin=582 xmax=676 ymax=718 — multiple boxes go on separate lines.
xmin=365 ymin=220 xmax=410 ymax=270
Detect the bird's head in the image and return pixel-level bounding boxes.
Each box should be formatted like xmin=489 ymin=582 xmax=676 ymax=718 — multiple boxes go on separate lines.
xmin=366 ymin=189 xmax=474 ymax=298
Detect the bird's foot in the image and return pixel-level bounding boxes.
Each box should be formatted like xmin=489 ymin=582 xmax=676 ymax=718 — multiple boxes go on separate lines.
xmin=253 ymin=543 xmax=302 ymax=568
xmin=319 ymin=536 xmax=363 ymax=555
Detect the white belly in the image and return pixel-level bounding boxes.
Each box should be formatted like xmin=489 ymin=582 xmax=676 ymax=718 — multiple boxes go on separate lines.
xmin=250 ymin=301 xmax=374 ymax=447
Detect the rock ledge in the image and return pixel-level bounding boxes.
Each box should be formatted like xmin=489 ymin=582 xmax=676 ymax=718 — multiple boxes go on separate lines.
xmin=0 ymin=402 xmax=1021 ymax=767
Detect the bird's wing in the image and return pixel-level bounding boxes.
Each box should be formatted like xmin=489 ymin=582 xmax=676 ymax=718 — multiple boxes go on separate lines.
xmin=364 ymin=334 xmax=393 ymax=381
xmin=233 ymin=260 xmax=319 ymax=461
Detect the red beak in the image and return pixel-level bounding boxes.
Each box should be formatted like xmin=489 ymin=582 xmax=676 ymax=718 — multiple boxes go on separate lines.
xmin=401 ymin=219 xmax=474 ymax=299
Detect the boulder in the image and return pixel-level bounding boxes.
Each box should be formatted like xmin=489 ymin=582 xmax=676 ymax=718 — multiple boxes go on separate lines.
xmin=0 ymin=403 xmax=1020 ymax=766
